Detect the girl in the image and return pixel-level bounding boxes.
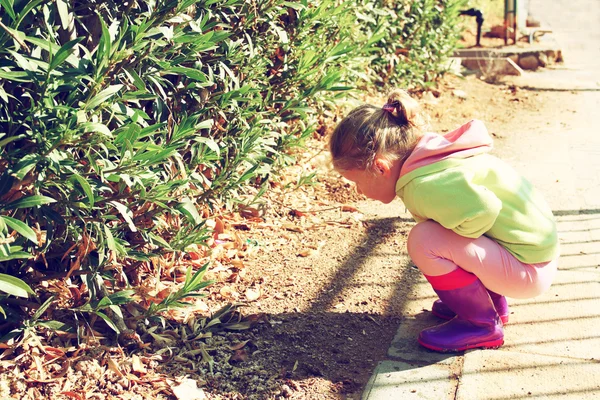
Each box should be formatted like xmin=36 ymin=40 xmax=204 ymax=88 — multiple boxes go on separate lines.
xmin=329 ymin=89 xmax=559 ymax=352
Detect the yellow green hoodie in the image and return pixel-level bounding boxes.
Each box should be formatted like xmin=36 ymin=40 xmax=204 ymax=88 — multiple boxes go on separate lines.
xmin=395 ymin=120 xmax=559 ymax=264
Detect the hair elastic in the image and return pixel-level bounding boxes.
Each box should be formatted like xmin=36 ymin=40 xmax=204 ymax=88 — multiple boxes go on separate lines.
xmin=382 ymin=100 xmax=399 ymax=113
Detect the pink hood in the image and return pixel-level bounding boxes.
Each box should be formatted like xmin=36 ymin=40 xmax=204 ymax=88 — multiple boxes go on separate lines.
xmin=400 ymin=119 xmax=493 ymax=176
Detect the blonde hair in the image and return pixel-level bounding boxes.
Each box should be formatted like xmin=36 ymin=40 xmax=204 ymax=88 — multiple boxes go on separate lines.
xmin=329 ymin=89 xmax=426 ymax=172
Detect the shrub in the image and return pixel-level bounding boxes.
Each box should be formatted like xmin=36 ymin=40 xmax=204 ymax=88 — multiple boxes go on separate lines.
xmin=358 ymin=0 xmax=468 ymax=89
xmin=0 ymin=0 xmax=465 ymax=335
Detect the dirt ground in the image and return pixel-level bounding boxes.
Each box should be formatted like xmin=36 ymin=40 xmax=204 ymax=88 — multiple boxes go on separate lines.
xmin=0 ymin=73 xmax=578 ymax=400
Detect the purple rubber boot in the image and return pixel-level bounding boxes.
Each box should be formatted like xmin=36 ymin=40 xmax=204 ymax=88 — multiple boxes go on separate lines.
xmin=431 ymin=289 xmax=510 ymax=324
xmin=419 ymin=279 xmax=504 ymax=352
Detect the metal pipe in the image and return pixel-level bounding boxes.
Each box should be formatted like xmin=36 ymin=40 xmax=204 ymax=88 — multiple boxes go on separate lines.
xmin=460 ymin=8 xmax=485 ymax=47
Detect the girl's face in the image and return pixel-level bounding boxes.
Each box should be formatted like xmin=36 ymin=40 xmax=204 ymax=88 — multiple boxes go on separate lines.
xmin=338 ymin=160 xmax=399 ymax=204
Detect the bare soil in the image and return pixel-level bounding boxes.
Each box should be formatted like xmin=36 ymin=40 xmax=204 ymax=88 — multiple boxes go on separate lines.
xmin=0 ymin=74 xmax=571 ymax=400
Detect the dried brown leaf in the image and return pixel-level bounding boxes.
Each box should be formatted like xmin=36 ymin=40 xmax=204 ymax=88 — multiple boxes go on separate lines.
xmin=282 ymin=222 xmax=303 ymax=233
xmin=245 ymin=287 xmax=260 ymax=301
xmin=290 ymin=209 xmax=308 ymax=217
xmin=217 ymin=233 xmax=233 ymax=241
xmin=25 ymin=360 xmax=70 ymax=383
xmin=228 ymin=340 xmax=250 ymax=351
xmin=219 ymin=286 xmax=238 ymax=299
xmin=239 ymin=205 xmax=264 ymax=219
xmin=106 ymin=357 xmax=124 ymax=378
xmin=61 ymin=391 xmax=84 ymax=400
xmin=298 ymin=249 xmax=318 ymax=257
xmin=170 ymin=378 xmax=207 ymax=400
xmin=232 ymin=223 xmax=251 ymax=230
xmin=131 ymin=354 xmax=147 ymax=375
xmin=214 ymin=217 xmax=225 ymax=235
xmin=68 ymin=287 xmax=82 ymax=306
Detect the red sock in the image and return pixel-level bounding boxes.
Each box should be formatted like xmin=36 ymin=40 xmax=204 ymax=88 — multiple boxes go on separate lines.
xmin=424 ymin=268 xmax=477 ymax=290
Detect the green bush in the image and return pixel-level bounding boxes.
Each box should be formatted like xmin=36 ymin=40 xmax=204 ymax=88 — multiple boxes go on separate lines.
xmin=357 ymin=0 xmax=468 ymax=89
xmin=0 ymin=0 xmax=465 ymax=335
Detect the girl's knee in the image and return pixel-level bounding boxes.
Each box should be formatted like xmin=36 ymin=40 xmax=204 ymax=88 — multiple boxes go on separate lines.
xmin=407 ymin=220 xmax=441 ymax=258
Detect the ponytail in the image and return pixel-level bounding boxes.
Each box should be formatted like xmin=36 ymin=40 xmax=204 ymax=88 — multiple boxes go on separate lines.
xmin=382 ymin=89 xmax=421 ymax=128
xmin=329 ymin=89 xmax=426 ymax=172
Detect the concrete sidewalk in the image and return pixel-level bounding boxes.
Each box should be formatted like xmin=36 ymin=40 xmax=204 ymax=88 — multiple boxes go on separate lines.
xmin=362 ymin=1 xmax=600 ymax=399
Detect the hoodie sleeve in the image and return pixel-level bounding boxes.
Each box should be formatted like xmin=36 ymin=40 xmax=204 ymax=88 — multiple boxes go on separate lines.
xmin=408 ymin=169 xmax=502 ymax=238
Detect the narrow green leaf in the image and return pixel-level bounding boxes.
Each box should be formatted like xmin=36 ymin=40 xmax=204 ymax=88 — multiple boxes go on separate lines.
xmin=176 ymin=199 xmax=202 ymax=225
xmin=35 ymin=320 xmax=74 ymax=332
xmin=0 ymin=173 xmax=14 ymax=197
xmin=149 ymin=232 xmax=172 ymax=250
xmin=1 ymin=195 xmax=56 ymax=210
xmin=49 ymin=37 xmax=83 ymax=71
xmin=1 ymin=24 xmax=27 ymax=51
xmin=0 ymin=134 xmax=24 ymax=148
xmin=8 ymin=50 xmax=37 ymax=72
xmin=81 ymin=122 xmax=111 ymax=136
xmin=0 ymin=216 xmax=37 ymax=243
xmin=103 ymin=225 xmax=116 ymax=252
xmin=108 ymin=304 xmax=123 ymax=320
xmin=124 ymin=68 xmax=146 ymax=91
xmin=55 ymin=0 xmax=70 ymax=30
xmin=95 ymin=311 xmax=120 ymax=333
xmin=33 ymin=296 xmax=55 ymax=320
xmin=85 ymin=85 xmax=123 ymax=110
xmin=15 ymin=0 xmax=45 ymax=26
xmin=108 ymin=290 xmax=135 ymax=305
xmin=166 ymin=67 xmax=207 ymax=82
xmin=0 ymin=273 xmax=34 ymax=298
xmin=0 ymin=251 xmax=32 ymax=262
xmin=0 ymin=70 xmax=32 ymax=82
xmin=0 ymin=86 xmax=9 ymax=103
xmin=10 ymin=154 xmax=38 ymax=180
xmin=96 ymin=296 xmax=113 ymax=309
xmin=109 ymin=201 xmax=137 ymax=232
xmin=195 ymin=136 xmax=220 ymax=157
xmin=282 ymin=1 xmax=306 ymax=10
xmin=0 ymin=0 xmax=16 ymax=21
xmin=70 ymin=173 xmax=94 ymax=207
xmin=95 ymin=16 xmax=111 ymax=72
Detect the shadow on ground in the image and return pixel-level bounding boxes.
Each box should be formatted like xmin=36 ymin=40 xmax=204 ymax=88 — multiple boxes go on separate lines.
xmin=156 ymin=210 xmax=600 ymax=399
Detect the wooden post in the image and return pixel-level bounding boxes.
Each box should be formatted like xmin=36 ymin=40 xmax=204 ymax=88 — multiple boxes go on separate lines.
xmin=504 ymin=0 xmax=518 ymax=45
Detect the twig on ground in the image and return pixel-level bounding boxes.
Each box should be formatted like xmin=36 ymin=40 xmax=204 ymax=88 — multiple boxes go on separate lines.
xmin=0 ymin=21 xmax=31 ymax=52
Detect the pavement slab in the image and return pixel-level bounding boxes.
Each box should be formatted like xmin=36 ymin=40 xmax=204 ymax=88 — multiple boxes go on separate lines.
xmin=502 ymin=268 xmax=600 ymax=359
xmin=362 ymin=1 xmax=600 ymax=399
xmin=361 ymin=360 xmax=461 ymax=400
xmin=457 ymin=350 xmax=600 ymax=400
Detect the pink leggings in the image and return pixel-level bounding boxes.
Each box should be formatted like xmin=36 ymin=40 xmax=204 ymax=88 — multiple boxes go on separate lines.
xmin=407 ymin=221 xmax=558 ymax=299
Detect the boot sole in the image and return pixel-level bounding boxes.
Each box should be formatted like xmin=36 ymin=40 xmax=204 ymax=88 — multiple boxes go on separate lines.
xmin=431 ymin=310 xmax=509 ymax=325
xmin=418 ymin=337 xmax=504 ymax=353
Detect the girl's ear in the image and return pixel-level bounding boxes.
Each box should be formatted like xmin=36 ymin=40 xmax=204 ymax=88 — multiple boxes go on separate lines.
xmin=374 ymin=158 xmax=391 ymax=176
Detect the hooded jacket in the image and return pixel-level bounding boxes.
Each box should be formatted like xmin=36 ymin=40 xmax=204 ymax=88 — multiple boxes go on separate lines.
xmin=395 ymin=119 xmax=559 ymax=264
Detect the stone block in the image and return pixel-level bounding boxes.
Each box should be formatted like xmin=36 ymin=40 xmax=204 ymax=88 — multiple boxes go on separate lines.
xmin=519 ymin=54 xmax=540 ymax=70
xmin=362 ymin=360 xmax=459 ymax=400
xmin=388 ymin=316 xmax=457 ymax=364
xmin=461 ymin=57 xmax=523 ymax=76
xmin=457 ymin=350 xmax=600 ymax=400
xmin=502 ymin=268 xmax=600 ymax=360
